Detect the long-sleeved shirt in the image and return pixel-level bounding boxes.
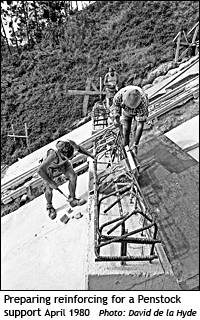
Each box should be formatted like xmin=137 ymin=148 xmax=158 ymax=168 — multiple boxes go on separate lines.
xmin=111 ymin=85 xmax=149 ymax=121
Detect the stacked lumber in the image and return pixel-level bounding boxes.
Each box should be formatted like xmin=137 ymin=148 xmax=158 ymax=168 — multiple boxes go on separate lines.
xmin=148 ymin=76 xmax=199 ymax=121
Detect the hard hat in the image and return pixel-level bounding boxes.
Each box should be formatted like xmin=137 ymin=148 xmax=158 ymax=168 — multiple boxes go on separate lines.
xmin=122 ymin=87 xmax=142 ymax=109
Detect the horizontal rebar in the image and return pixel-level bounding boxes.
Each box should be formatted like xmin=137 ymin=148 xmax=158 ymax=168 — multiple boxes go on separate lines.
xmin=95 ymin=255 xmax=158 ymax=262
xmin=98 ymin=236 xmax=161 ymax=246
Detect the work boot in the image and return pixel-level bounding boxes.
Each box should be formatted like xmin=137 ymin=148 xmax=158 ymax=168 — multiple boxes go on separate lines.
xmin=46 ymin=203 xmax=57 ymax=220
xmin=68 ymin=197 xmax=87 ymax=208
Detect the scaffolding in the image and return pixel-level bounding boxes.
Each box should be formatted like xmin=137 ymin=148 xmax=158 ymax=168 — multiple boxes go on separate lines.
xmin=93 ymin=126 xmax=160 ymax=263
xmin=7 ymin=122 xmax=31 ymax=152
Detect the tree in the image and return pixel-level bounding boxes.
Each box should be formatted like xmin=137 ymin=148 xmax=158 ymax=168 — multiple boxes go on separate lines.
xmin=5 ymin=1 xmax=21 ymax=52
xmin=1 ymin=16 xmax=12 ymax=55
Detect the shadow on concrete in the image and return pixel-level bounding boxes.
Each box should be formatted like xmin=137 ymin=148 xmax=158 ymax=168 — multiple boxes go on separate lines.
xmin=138 ymin=135 xmax=199 ymax=290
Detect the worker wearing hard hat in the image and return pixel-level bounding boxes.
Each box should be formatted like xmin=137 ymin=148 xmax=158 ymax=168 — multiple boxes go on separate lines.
xmin=38 ymin=140 xmax=94 ymax=220
xmin=111 ymin=85 xmax=149 ymax=155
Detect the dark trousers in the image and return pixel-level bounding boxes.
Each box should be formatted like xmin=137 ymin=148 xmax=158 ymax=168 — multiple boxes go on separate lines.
xmin=121 ymin=113 xmax=144 ymax=147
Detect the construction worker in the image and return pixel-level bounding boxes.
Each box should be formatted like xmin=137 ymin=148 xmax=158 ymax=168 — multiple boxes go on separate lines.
xmin=111 ymin=85 xmax=149 ymax=155
xmin=38 ymin=140 xmax=94 ymax=219
xmin=103 ymin=66 xmax=119 ymax=109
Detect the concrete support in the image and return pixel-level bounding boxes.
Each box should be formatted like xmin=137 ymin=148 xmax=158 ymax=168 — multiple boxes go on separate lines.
xmin=85 ymin=129 xmax=180 ymax=290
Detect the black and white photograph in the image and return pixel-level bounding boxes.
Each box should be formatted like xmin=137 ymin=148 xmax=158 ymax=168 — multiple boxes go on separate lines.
xmin=1 ymin=0 xmax=199 ymax=296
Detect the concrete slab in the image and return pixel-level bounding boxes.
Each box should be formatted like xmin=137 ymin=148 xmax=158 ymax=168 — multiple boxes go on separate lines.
xmin=138 ymin=135 xmax=199 ymax=290
xmin=165 ymin=115 xmax=199 ymax=162
xmin=1 ymin=172 xmax=89 ymax=290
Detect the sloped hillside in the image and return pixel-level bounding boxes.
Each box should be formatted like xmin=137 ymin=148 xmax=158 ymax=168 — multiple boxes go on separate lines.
xmin=1 ymin=1 xmax=199 ymax=165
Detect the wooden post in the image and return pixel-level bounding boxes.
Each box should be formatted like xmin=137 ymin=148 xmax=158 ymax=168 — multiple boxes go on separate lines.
xmin=25 ymin=123 xmax=30 ymax=152
xmin=11 ymin=124 xmax=16 ymax=142
xmin=82 ymin=78 xmax=91 ymax=116
xmin=187 ymin=21 xmax=199 ymax=36
xmin=99 ymin=77 xmax=102 ymax=101
xmin=191 ymin=24 xmax=199 ymax=44
xmin=183 ymin=30 xmax=189 ymax=43
xmin=175 ymin=31 xmax=181 ymax=62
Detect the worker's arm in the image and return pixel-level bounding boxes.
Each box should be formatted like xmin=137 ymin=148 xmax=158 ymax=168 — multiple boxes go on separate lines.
xmin=50 ymin=158 xmax=69 ymax=168
xmin=37 ymin=151 xmax=58 ymax=189
xmin=111 ymin=91 xmax=122 ymax=126
xmin=45 ymin=149 xmax=69 ymax=168
xmin=68 ymin=140 xmax=94 ymax=159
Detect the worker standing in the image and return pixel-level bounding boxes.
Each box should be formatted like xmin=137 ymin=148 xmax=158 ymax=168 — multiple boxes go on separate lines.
xmin=38 ymin=140 xmax=94 ymax=219
xmin=103 ymin=66 xmax=119 ymax=109
xmin=111 ymin=85 xmax=149 ymax=155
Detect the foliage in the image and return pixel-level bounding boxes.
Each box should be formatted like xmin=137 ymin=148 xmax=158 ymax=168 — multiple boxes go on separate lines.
xmin=1 ymin=1 xmax=199 ymax=165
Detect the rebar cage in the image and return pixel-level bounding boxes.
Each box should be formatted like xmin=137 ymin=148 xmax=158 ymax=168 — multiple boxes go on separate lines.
xmin=93 ymin=126 xmax=160 ymax=263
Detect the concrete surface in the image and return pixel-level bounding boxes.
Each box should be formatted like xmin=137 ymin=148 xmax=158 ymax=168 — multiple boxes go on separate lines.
xmin=165 ymin=115 xmax=199 ymax=162
xmin=138 ymin=135 xmax=199 ymax=290
xmin=1 ymin=172 xmax=89 ymax=290
xmin=188 ymin=148 xmax=199 ymax=162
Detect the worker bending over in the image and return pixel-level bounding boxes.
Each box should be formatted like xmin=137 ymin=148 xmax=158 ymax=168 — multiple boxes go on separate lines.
xmin=38 ymin=140 xmax=94 ymax=219
xmin=111 ymin=85 xmax=149 ymax=155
